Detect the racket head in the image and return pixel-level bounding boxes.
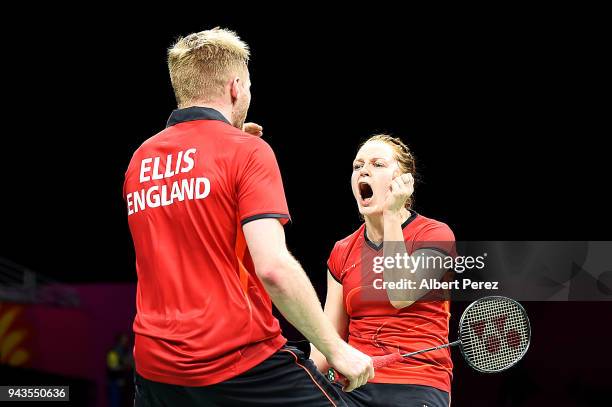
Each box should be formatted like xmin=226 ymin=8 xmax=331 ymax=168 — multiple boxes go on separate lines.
xmin=458 ymin=296 xmax=531 ymax=373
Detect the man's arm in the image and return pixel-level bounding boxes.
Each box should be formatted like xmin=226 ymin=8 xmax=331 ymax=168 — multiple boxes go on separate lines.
xmin=243 ymin=218 xmax=374 ymax=392
xmin=310 ymin=271 xmax=349 ymax=372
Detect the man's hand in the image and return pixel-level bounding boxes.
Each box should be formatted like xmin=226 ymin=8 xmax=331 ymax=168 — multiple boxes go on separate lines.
xmin=326 ymin=340 xmax=374 ymax=392
xmin=384 ymin=173 xmax=414 ymax=214
xmin=243 ymin=122 xmax=263 ymax=137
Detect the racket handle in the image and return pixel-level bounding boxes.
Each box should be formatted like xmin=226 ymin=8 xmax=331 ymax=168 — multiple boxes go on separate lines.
xmin=373 ymin=352 xmax=405 ymax=368
xmin=327 ymin=353 xmax=404 ymax=384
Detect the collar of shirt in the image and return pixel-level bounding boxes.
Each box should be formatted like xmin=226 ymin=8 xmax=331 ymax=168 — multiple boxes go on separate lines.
xmin=166 ymin=106 xmax=231 ymax=127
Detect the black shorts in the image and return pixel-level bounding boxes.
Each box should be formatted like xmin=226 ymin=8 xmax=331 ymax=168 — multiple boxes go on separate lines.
xmin=336 ymin=382 xmax=450 ymax=407
xmin=134 ymin=345 xmax=348 ymax=407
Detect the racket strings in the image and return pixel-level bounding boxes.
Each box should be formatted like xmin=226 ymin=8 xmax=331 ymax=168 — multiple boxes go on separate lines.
xmin=460 ymin=297 xmax=530 ymax=372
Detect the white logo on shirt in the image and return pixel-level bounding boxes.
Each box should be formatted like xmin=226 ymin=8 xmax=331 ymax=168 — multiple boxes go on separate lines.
xmin=126 ymin=148 xmax=211 ymax=215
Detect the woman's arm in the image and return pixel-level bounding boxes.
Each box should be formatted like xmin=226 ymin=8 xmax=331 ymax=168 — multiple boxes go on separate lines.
xmin=310 ymin=270 xmax=349 ymax=372
xmin=382 ymin=174 xmax=448 ymax=308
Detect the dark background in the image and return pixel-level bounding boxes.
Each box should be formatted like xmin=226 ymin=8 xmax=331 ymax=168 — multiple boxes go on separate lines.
xmin=1 ymin=8 xmax=610 ymax=407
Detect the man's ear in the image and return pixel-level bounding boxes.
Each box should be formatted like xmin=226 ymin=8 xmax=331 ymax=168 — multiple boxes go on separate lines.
xmin=230 ymin=77 xmax=240 ymax=103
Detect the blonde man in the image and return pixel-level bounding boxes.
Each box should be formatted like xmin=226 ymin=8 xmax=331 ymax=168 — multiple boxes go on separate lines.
xmin=124 ymin=28 xmax=373 ymax=407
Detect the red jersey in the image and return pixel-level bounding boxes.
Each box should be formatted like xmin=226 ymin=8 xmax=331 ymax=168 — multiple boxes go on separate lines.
xmin=123 ymin=107 xmax=290 ymax=386
xmin=327 ymin=211 xmax=455 ymax=393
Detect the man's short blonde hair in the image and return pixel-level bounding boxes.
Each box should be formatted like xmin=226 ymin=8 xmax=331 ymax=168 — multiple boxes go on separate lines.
xmin=168 ymin=27 xmax=250 ymax=107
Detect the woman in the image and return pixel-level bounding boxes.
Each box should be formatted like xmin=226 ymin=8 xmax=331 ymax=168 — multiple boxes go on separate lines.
xmin=311 ymin=134 xmax=455 ymax=407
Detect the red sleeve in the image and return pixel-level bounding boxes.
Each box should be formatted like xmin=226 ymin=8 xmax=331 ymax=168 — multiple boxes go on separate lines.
xmin=327 ymin=241 xmax=344 ymax=284
xmin=237 ymin=139 xmax=291 ymax=225
xmin=413 ymin=222 xmax=457 ymax=257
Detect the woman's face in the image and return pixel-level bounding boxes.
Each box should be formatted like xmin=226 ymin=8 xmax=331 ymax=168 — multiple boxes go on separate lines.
xmin=351 ymin=141 xmax=402 ymax=216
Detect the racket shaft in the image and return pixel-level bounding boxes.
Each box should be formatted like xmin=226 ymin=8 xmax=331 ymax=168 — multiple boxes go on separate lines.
xmin=402 ymin=340 xmax=461 ymax=358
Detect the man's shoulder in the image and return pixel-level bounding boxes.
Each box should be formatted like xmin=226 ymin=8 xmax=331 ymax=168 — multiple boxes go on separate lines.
xmin=137 ymin=121 xmax=269 ymax=150
xmin=133 ymin=126 xmax=174 ymax=153
xmin=231 ymin=130 xmax=274 ymax=153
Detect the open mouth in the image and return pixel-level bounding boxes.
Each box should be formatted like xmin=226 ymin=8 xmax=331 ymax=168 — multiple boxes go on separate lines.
xmin=358 ymin=182 xmax=374 ymax=204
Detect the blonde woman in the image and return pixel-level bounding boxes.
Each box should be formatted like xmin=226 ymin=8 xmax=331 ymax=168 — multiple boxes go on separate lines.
xmin=312 ymin=135 xmax=455 ymax=407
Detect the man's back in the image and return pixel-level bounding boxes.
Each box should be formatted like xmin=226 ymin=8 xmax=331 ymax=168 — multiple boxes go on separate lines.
xmin=124 ymin=107 xmax=290 ymax=386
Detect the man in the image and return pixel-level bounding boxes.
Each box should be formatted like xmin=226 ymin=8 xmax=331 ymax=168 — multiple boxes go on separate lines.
xmin=123 ymin=27 xmax=373 ymax=406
